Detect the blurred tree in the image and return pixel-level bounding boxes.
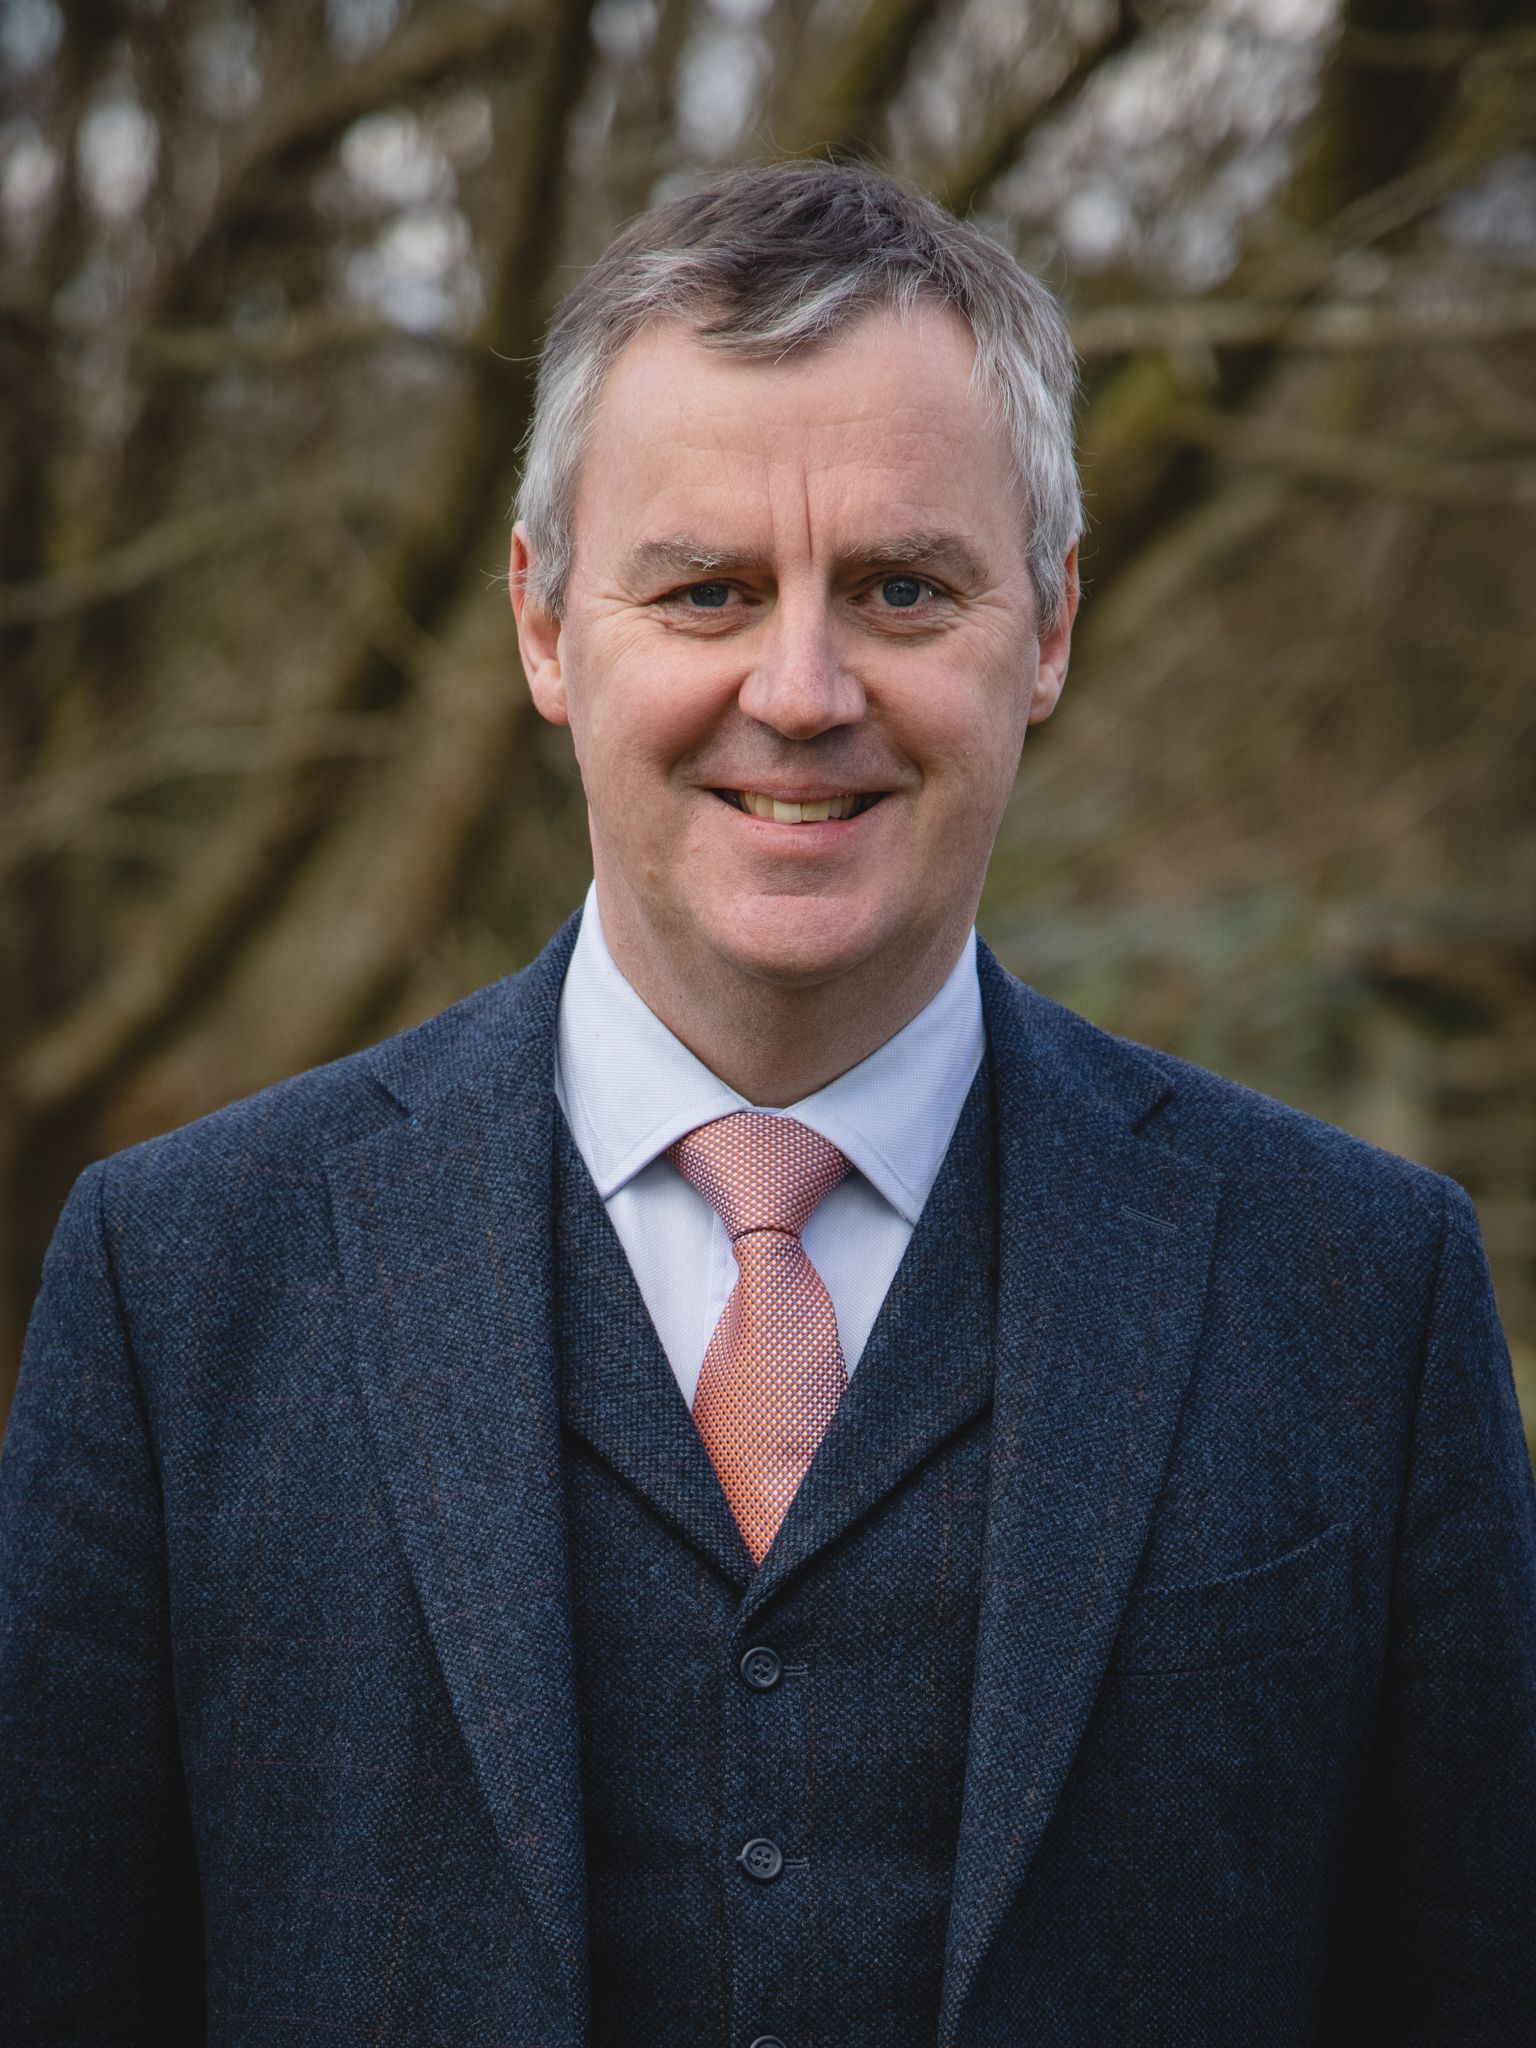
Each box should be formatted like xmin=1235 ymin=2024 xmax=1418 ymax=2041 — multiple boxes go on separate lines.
xmin=1 ymin=0 xmax=1533 ymax=1439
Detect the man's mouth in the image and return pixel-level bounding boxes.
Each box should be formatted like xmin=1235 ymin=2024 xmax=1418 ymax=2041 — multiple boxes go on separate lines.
xmin=713 ymin=789 xmax=887 ymax=823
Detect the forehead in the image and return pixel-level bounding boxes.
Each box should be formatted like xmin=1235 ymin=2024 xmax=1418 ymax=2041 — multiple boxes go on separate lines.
xmin=570 ymin=301 xmax=1021 ymax=559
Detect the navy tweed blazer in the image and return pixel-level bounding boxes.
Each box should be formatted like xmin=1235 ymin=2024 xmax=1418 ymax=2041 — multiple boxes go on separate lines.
xmin=2 ymin=914 xmax=1534 ymax=2045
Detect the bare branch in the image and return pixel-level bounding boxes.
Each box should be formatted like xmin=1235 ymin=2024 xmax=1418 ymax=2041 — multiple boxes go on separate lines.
xmin=1178 ymin=405 xmax=1536 ymax=505
xmin=124 ymin=631 xmax=535 ymax=1115
xmin=0 ymin=715 xmax=402 ymax=873
xmin=937 ymin=1 xmax=1141 ymax=219
xmin=166 ymin=2 xmax=541 ymax=292
xmin=1068 ymin=8 xmax=1536 ymax=599
xmin=779 ymin=0 xmax=945 ymax=157
xmin=0 ymin=478 xmax=391 ymax=627
xmin=1326 ymin=149 xmax=1518 ymax=271
xmin=1076 ymin=478 xmax=1289 ymax=655
xmin=1072 ymin=285 xmax=1536 ymax=359
xmin=257 ymin=3 xmax=540 ymax=158
xmin=131 ymin=307 xmax=472 ymax=378
xmin=9 ymin=0 xmax=601 ymax=1132
xmin=1344 ymin=26 xmax=1536 ymax=73
xmin=1322 ymin=44 xmax=1536 ymax=274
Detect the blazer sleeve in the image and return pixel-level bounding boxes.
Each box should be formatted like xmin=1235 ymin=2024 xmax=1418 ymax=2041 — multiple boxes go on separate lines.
xmin=1323 ymin=1177 xmax=1536 ymax=2044
xmin=0 ymin=1164 xmax=205 ymax=2044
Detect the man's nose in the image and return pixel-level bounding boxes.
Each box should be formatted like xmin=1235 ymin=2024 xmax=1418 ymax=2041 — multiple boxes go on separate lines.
xmin=735 ymin=599 xmax=865 ymax=739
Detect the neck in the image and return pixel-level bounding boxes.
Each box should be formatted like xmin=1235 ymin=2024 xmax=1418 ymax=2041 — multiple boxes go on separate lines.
xmin=592 ymin=891 xmax=972 ymax=1108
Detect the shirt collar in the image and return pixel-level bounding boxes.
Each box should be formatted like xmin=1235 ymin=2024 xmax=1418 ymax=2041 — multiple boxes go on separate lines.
xmin=554 ymin=882 xmax=984 ymax=1225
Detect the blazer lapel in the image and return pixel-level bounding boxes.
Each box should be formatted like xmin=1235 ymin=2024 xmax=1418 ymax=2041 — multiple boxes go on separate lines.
xmin=325 ymin=919 xmax=588 ymax=2040
xmin=938 ymin=947 xmax=1223 ymax=2047
xmin=745 ymin=1057 xmax=998 ymax=1617
xmin=553 ymin=1116 xmax=755 ymax=1587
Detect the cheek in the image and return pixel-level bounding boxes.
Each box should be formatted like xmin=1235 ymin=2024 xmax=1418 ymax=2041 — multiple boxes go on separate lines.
xmin=896 ymin=665 xmax=1029 ymax=802
xmin=567 ymin=628 xmax=731 ymax=778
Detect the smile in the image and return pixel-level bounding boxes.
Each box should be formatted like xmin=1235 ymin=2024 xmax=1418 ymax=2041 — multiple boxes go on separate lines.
xmin=714 ymin=789 xmax=886 ymax=823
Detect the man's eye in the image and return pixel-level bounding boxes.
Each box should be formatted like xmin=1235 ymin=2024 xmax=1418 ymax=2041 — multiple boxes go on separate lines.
xmin=879 ymin=575 xmax=932 ymax=609
xmin=682 ymin=582 xmax=732 ymax=609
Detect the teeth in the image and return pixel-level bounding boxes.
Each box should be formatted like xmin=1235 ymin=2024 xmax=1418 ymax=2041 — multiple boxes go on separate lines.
xmin=733 ymin=791 xmax=865 ymax=823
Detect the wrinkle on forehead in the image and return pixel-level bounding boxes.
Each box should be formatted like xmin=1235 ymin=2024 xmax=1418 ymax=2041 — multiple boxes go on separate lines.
xmin=572 ymin=301 xmax=1023 ymax=590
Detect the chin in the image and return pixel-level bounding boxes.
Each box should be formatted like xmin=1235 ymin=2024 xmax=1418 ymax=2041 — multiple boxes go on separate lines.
xmin=698 ymin=893 xmax=898 ymax=990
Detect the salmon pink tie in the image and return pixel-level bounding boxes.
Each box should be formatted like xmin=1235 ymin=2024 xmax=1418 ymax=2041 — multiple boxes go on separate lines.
xmin=667 ymin=1112 xmax=851 ymax=1565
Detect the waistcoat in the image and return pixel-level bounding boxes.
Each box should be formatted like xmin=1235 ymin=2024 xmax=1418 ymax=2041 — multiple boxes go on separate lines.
xmin=554 ymin=1060 xmax=999 ymax=2048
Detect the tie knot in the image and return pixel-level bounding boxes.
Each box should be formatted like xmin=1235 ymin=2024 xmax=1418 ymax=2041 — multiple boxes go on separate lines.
xmin=668 ymin=1112 xmax=849 ymax=1243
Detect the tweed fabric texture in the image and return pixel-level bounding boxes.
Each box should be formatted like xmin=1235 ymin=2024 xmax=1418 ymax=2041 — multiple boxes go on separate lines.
xmin=669 ymin=1112 xmax=851 ymax=1564
xmin=2 ymin=910 xmax=1534 ymax=2046
xmin=555 ymin=1067 xmax=996 ymax=2048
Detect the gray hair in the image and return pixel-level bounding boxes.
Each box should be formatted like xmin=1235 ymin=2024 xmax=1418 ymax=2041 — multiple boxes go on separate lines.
xmin=513 ymin=161 xmax=1082 ymax=628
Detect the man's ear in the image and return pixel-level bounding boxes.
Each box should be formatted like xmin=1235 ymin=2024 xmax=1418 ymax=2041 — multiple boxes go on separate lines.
xmin=510 ymin=525 xmax=569 ymax=728
xmin=1027 ymin=542 xmax=1079 ymax=727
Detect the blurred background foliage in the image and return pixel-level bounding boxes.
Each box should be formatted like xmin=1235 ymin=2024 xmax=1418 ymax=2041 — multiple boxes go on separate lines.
xmin=1 ymin=0 xmax=1533 ymax=1450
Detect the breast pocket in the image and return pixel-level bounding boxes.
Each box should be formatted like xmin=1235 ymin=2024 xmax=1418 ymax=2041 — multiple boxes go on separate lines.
xmin=1109 ymin=1519 xmax=1356 ymax=1675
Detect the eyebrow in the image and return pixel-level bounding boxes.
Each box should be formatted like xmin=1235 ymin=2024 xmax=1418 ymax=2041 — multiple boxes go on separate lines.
xmin=855 ymin=531 xmax=988 ymax=586
xmin=625 ymin=537 xmax=737 ymax=584
xmin=622 ymin=530 xmax=989 ymax=590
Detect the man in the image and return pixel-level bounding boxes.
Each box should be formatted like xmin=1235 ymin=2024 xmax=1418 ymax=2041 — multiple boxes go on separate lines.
xmin=2 ymin=163 xmax=1533 ymax=2048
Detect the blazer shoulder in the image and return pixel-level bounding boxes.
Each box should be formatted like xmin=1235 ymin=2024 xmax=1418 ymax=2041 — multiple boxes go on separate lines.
xmin=1123 ymin=1031 xmax=1457 ymax=1288
xmin=983 ymin=948 xmax=1455 ymax=1265
xmin=1140 ymin=1038 xmax=1444 ymax=1211
xmin=84 ymin=922 xmax=576 ymax=1222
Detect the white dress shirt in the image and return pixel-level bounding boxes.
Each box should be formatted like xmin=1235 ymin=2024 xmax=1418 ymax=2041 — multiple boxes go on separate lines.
xmin=553 ymin=883 xmax=985 ymax=1407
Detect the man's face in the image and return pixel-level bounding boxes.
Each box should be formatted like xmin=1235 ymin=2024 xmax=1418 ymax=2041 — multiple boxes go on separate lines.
xmin=512 ymin=300 xmax=1075 ymax=999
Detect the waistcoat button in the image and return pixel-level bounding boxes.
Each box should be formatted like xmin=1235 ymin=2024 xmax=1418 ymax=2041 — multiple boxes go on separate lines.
xmin=748 ymin=2037 xmax=789 ymax=2047
xmin=737 ymin=1836 xmax=784 ymax=1882
xmin=739 ymin=1645 xmax=783 ymax=1691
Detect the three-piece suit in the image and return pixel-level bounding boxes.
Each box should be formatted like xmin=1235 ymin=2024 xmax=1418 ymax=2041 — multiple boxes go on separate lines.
xmin=2 ymin=912 xmax=1534 ymax=2044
